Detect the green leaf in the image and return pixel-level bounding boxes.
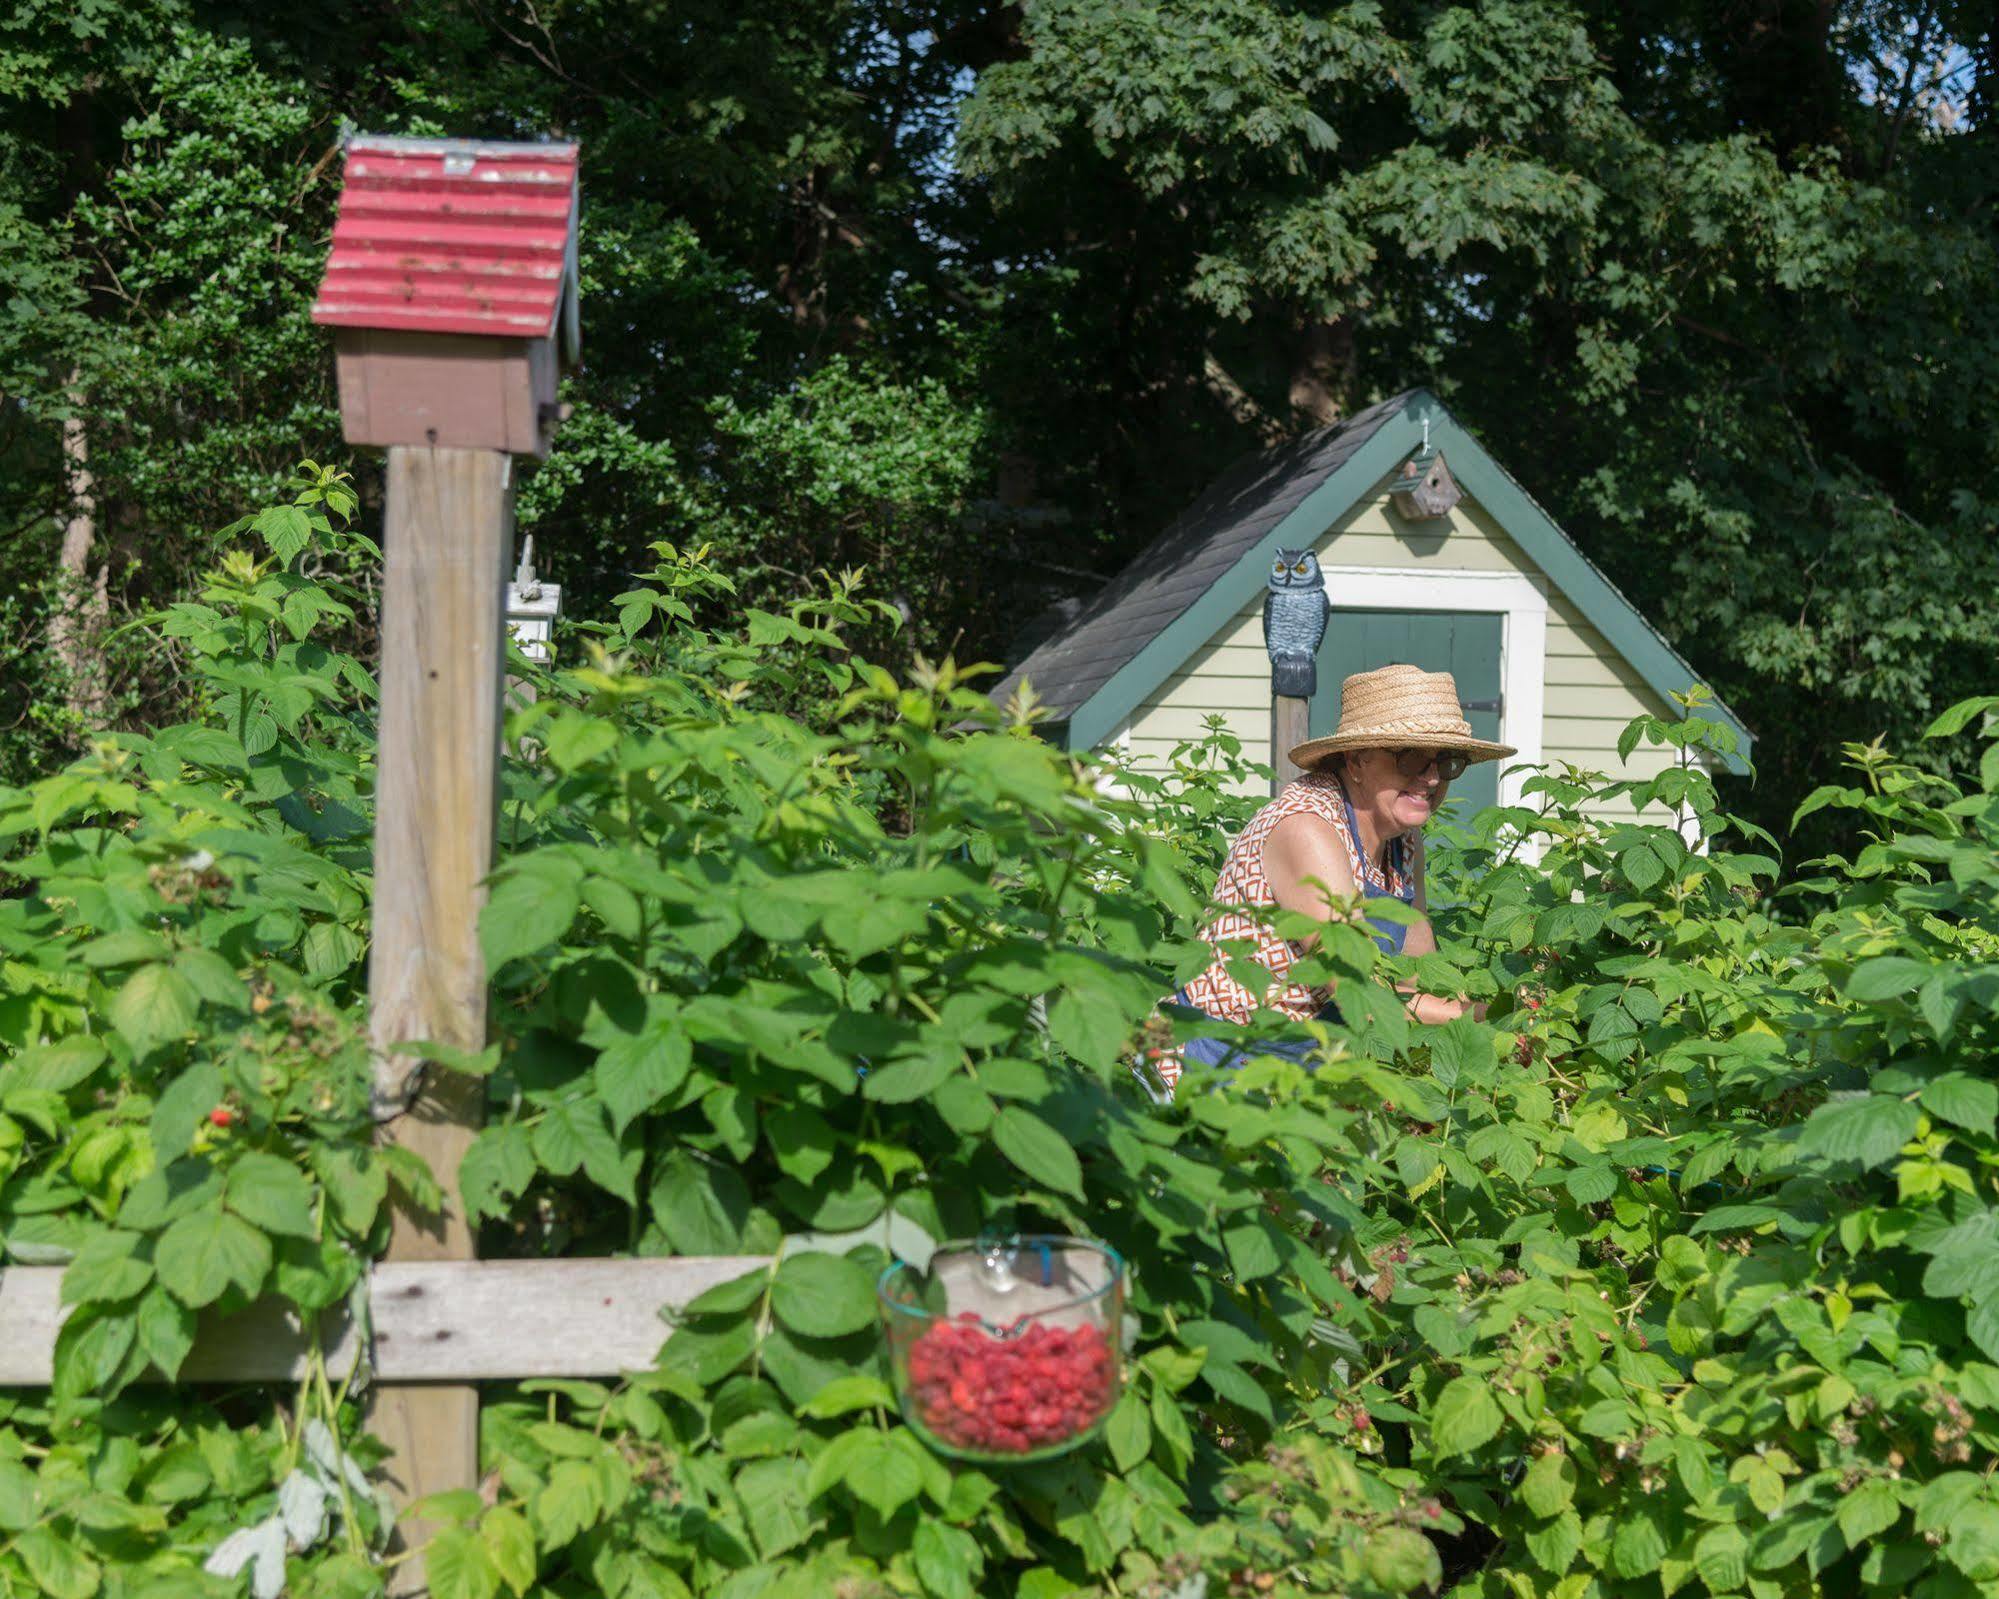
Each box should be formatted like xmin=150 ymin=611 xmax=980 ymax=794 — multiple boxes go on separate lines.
xmin=770 ymin=1252 xmax=877 ymax=1339
xmin=844 ymin=1432 xmax=922 ymax=1520
xmin=225 ymin=1152 xmax=317 ymax=1239
xmin=108 ymin=962 xmax=201 ymax=1058
xmin=300 ymin=920 xmax=364 ymax=981
xmin=52 ymin=1304 xmax=137 ymax=1402
xmin=532 ymin=1100 xmax=636 ymax=1204
xmin=595 ymin=1026 xmax=692 ymax=1135
xmin=61 ymin=1230 xmax=152 ymax=1306
xmin=480 ymin=1506 xmax=537 ymax=1598
xmin=913 ymin=1519 xmax=984 ymax=1599
xmin=426 ymin=1525 xmax=501 ymax=1599
xmin=860 ymin=1052 xmax=957 ymax=1103
xmin=764 ymin=1105 xmax=836 ymax=1186
xmin=650 ymin=1151 xmax=750 ymax=1254
xmin=1797 ymin=1094 xmax=1921 ymax=1170
xmin=1565 ymin=1164 xmax=1617 ymax=1205
xmin=480 ymin=857 xmax=583 ymax=970
xmin=154 ymin=1204 xmax=272 ymax=1308
xmin=149 ymin=1065 xmax=224 ymax=1164
xmin=798 ymin=1375 xmax=894 ymax=1419
xmin=0 ymin=1457 xmax=38 ymax=1531
xmin=314 ymin=1147 xmax=389 ymax=1235
xmin=1362 ymin=1525 xmax=1442 ymax=1593
xmin=736 ymin=1457 xmax=814 ymax=1559
xmin=1924 ymin=695 xmax=1999 ymax=737
xmin=1222 ymin=1219 xmax=1284 ymax=1281
xmin=1150 ymin=1381 xmax=1194 ymax=1472
xmin=1838 ymin=1478 xmax=1902 ymax=1545
xmin=14 ymin=1524 xmax=100 ymax=1599
xmin=804 ymin=1428 xmax=873 ymax=1502
xmin=120 ymin=1158 xmax=225 ymax=1231
xmin=460 ymin=1124 xmax=537 ymax=1221
xmin=1921 ymin=1073 xmax=1999 ymax=1135
xmin=1105 ymin=1388 xmax=1151 ymax=1473
xmin=1693 ymin=1524 xmax=1747 ymax=1591
xmin=1524 ymin=1508 xmax=1581 ymax=1573
xmin=1046 ymin=989 xmax=1129 ymax=1069
xmin=1617 ymin=844 xmax=1665 ymax=890
xmin=1848 ymin=956 xmax=1931 ymax=1001
xmin=991 ymin=1105 xmax=1084 ymax=1198
xmin=532 ymin=1458 xmax=605 ymax=1547
xmin=1428 ymin=1375 xmax=1503 ymax=1456
xmin=1610 ymin=1505 xmax=1669 ymax=1577
xmin=683 ymin=1265 xmax=770 ymax=1318
xmin=253 ymin=504 xmax=314 ymax=564
xmin=1945 ymin=1502 xmax=1999 ymax=1581
xmin=134 ymin=1284 xmax=195 ymax=1378
xmin=1519 ymin=1449 xmax=1576 ymax=1518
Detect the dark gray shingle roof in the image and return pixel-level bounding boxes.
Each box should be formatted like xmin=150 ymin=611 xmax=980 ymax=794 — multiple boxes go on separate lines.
xmin=989 ymin=391 xmax=1415 ymax=721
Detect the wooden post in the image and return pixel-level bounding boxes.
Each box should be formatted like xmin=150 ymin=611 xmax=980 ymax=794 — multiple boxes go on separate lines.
xmin=1272 ymin=694 xmax=1310 ymax=795
xmin=366 ymin=446 xmax=513 ymax=1590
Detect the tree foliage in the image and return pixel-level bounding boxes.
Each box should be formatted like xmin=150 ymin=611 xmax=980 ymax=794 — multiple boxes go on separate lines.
xmin=0 ymin=2 xmax=1994 ymax=824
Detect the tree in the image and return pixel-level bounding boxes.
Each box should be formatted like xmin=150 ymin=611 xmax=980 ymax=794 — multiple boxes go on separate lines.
xmin=0 ymin=0 xmax=1992 ymax=844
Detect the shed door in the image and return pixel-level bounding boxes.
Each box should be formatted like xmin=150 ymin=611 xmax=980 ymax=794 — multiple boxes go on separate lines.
xmin=1313 ymin=610 xmax=1504 ymax=818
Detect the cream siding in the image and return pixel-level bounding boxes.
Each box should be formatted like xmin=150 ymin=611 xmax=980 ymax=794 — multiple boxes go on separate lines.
xmin=1119 ymin=477 xmax=1692 ymax=822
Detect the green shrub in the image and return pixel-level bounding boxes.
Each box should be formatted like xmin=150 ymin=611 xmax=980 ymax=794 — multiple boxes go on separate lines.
xmin=1 ymin=470 xmax=1996 ymax=1599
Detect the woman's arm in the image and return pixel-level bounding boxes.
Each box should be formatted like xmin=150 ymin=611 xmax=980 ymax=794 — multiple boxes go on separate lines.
xmin=1261 ymin=811 xmax=1360 ymax=922
xmin=1262 ymin=822 xmax=1480 ymax=1024
xmin=1399 ymin=915 xmax=1484 ymax=1023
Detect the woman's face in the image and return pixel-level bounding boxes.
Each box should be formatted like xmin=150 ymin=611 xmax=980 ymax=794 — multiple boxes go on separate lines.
xmin=1343 ymin=748 xmax=1451 ymax=832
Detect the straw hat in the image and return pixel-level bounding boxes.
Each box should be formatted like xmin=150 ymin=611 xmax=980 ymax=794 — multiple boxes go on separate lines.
xmin=1289 ymin=663 xmax=1516 ymax=771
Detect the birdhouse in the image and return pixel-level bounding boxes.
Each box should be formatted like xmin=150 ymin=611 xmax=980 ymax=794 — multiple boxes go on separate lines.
xmin=504 ymin=536 xmax=561 ymax=664
xmin=1389 ymin=450 xmax=1461 ymax=521
xmin=310 ymin=136 xmax=581 ymax=459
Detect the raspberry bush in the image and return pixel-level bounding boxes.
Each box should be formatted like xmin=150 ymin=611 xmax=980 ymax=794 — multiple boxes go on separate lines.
xmin=0 ymin=470 xmax=1996 ymax=1598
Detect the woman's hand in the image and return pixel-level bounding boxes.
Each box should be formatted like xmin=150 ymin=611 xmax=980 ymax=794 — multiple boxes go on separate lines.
xmin=1404 ymin=992 xmax=1485 ymax=1025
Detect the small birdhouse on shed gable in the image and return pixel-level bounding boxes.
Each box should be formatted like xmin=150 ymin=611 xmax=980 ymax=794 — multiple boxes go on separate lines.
xmin=311 ymin=136 xmax=581 ymax=459
xmin=1389 ymin=450 xmax=1461 ymax=521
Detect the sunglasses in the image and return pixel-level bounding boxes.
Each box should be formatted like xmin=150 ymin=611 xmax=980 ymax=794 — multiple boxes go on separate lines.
xmin=1391 ymin=748 xmax=1468 ymax=782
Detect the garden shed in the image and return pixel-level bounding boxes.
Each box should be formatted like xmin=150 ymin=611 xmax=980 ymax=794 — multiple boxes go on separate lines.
xmin=993 ymin=390 xmax=1751 ymax=822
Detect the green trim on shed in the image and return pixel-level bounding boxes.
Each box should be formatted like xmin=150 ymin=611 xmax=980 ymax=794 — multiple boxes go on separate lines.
xmin=1064 ymin=390 xmax=1753 ymax=775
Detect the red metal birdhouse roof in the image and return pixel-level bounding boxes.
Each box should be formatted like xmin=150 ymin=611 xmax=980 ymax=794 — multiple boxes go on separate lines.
xmin=310 ymin=136 xmax=580 ymax=343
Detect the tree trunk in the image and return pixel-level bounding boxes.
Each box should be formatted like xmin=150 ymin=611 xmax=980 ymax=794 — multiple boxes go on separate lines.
xmin=1287 ymin=317 xmax=1351 ymax=429
xmin=50 ymin=389 xmax=111 ymax=734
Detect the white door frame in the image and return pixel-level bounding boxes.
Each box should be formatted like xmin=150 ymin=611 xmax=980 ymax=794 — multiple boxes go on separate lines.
xmin=1317 ymin=566 xmax=1547 ymax=813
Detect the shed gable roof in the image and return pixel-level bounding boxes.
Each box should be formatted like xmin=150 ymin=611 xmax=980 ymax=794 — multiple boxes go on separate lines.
xmin=311 ymin=137 xmax=580 ymax=342
xmin=990 ymin=391 xmax=1413 ymax=722
xmin=992 ymin=389 xmax=1753 ymax=772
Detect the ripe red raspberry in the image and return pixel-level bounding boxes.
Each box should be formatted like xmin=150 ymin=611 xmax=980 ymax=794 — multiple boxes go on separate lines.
xmin=901 ymin=1317 xmax=1117 ymax=1455
xmin=209 ymin=1107 xmax=234 ymax=1128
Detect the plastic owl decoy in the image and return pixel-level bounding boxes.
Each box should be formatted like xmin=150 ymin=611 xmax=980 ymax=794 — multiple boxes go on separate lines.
xmin=1262 ymin=547 xmax=1329 ymax=697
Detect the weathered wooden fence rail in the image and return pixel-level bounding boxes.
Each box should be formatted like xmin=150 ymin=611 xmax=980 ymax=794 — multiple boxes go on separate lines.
xmin=0 ymin=1257 xmax=768 ymax=1386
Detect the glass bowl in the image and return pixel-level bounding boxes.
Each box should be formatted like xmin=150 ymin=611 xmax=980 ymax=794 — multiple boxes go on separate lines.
xmin=878 ymin=1234 xmax=1125 ymax=1462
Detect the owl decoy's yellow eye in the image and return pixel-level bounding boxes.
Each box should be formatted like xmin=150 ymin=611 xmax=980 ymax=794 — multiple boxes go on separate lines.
xmin=1291 ymin=562 xmax=1309 ymax=575
xmin=1272 ymin=560 xmax=1286 ymax=574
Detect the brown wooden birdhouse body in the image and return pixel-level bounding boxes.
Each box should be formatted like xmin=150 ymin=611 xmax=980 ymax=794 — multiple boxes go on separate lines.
xmin=311 ymin=137 xmax=581 ymax=459
xmin=1389 ymin=450 xmax=1461 ymax=521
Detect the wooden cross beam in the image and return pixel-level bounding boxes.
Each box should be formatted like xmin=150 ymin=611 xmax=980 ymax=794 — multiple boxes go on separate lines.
xmin=0 ymin=1259 xmax=768 ymax=1386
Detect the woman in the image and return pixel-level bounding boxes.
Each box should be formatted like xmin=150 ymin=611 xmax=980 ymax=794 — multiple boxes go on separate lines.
xmin=1159 ymin=663 xmax=1512 ymax=1087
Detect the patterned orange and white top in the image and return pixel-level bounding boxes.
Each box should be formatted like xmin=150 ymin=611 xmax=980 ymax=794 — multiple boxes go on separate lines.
xmin=1159 ymin=772 xmax=1414 ymax=1086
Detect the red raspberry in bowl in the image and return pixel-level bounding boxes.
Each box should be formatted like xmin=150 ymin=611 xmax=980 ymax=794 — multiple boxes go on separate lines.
xmin=902 ymin=1317 xmax=1117 ymax=1455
